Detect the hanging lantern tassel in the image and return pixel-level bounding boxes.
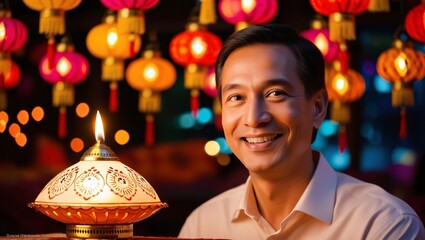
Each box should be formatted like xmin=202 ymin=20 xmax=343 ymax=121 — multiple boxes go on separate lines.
xmin=145 ymin=114 xmax=155 ymax=146
xmin=368 ymin=0 xmax=390 ymax=12
xmin=330 ymin=101 xmax=350 ymax=125
xmin=40 ymin=9 xmax=65 ymax=36
xmin=191 ymin=89 xmax=199 ymax=117
xmin=399 ymin=107 xmax=407 ymax=139
xmin=329 ymin=13 xmax=356 ymax=42
xmin=0 ymin=75 xmax=5 ymax=110
xmin=102 ymin=57 xmax=124 ymax=81
xmin=338 ymin=43 xmax=350 ymax=74
xmin=392 ymin=81 xmax=414 ymax=107
xmin=338 ymin=125 xmax=347 ymax=153
xmin=199 ymin=0 xmax=217 ymax=25
xmin=118 ymin=8 xmax=145 ymax=35
xmin=139 ymin=90 xmax=161 ymax=113
xmin=129 ymin=34 xmax=136 ymax=58
xmin=47 ymin=36 xmax=56 ymax=70
xmin=58 ymin=106 xmax=67 ymax=138
xmin=213 ymin=97 xmax=222 ymax=130
xmin=109 ymin=82 xmax=119 ymax=113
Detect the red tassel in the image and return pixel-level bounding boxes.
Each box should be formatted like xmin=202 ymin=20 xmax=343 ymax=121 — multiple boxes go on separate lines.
xmin=109 ymin=82 xmax=118 ymax=112
xmin=399 ymin=107 xmax=407 ymax=139
xmin=338 ymin=44 xmax=349 ymax=74
xmin=191 ymin=90 xmax=199 ymax=117
xmin=129 ymin=40 xmax=135 ymax=58
xmin=145 ymin=114 xmax=155 ymax=145
xmin=215 ymin=114 xmax=222 ymax=131
xmin=0 ymin=73 xmax=4 ymax=89
xmin=47 ymin=36 xmax=55 ymax=70
xmin=338 ymin=125 xmax=347 ymax=153
xmin=58 ymin=107 xmax=67 ymax=138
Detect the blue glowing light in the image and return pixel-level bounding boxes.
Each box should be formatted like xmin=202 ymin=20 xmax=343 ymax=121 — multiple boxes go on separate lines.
xmin=374 ymin=75 xmax=391 ymax=93
xmin=196 ymin=107 xmax=213 ymax=125
xmin=178 ymin=112 xmax=196 ymax=129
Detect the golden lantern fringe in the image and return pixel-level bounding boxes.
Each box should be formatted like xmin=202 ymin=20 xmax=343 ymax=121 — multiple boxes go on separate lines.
xmin=145 ymin=114 xmax=155 ymax=146
xmin=102 ymin=58 xmax=124 ymax=81
xmin=392 ymin=81 xmax=414 ymax=107
xmin=52 ymin=82 xmax=74 ymax=107
xmin=368 ymin=0 xmax=390 ymax=12
xmin=118 ymin=8 xmax=145 ymax=35
xmin=199 ymin=0 xmax=216 ymax=25
xmin=40 ymin=9 xmax=65 ymax=35
xmin=58 ymin=106 xmax=67 ymax=138
xmin=330 ymin=101 xmax=350 ymax=125
xmin=0 ymin=90 xmax=6 ymax=110
xmin=329 ymin=13 xmax=356 ymax=42
xmin=0 ymin=54 xmax=11 ymax=75
xmin=139 ymin=90 xmax=161 ymax=113
xmin=235 ymin=22 xmax=250 ymax=32
xmin=184 ymin=64 xmax=207 ymax=89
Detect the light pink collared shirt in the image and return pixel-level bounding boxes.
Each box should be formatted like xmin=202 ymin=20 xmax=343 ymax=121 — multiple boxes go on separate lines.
xmin=179 ymin=152 xmax=425 ymax=240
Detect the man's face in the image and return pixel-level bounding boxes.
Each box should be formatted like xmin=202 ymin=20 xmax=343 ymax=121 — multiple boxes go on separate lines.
xmin=220 ymin=44 xmax=324 ymax=177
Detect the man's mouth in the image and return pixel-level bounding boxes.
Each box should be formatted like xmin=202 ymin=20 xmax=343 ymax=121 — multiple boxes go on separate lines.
xmin=243 ymin=134 xmax=282 ymax=144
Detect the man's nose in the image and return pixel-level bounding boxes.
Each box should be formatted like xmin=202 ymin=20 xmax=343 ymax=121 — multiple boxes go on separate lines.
xmin=244 ymin=97 xmax=272 ymax=128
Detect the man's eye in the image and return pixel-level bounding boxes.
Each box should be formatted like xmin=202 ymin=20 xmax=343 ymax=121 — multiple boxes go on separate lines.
xmin=230 ymin=95 xmax=242 ymax=101
xmin=268 ymin=90 xmax=286 ymax=97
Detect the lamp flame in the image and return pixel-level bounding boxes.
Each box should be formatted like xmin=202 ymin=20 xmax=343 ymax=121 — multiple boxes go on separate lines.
xmin=95 ymin=111 xmax=105 ymax=143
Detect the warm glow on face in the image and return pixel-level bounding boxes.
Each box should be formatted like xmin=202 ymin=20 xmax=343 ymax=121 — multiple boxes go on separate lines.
xmin=143 ymin=63 xmax=158 ymax=82
xmin=0 ymin=22 xmax=5 ymax=41
xmin=333 ymin=73 xmax=349 ymax=95
xmin=394 ymin=52 xmax=408 ymax=77
xmin=241 ymin=0 xmax=256 ymax=13
xmin=314 ymin=33 xmax=329 ymax=56
xmin=95 ymin=111 xmax=105 ymax=143
xmin=57 ymin=57 xmax=72 ymax=77
xmin=107 ymin=28 xmax=118 ymax=49
xmin=191 ymin=37 xmax=207 ymax=58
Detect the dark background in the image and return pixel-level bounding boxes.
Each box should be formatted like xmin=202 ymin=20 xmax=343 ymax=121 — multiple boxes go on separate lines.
xmin=1 ymin=0 xmax=425 ymax=237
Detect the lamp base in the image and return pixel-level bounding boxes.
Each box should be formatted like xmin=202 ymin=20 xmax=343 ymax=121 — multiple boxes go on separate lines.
xmin=66 ymin=224 xmax=133 ymax=239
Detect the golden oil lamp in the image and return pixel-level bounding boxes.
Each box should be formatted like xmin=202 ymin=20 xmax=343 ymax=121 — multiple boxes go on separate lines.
xmin=29 ymin=111 xmax=167 ymax=239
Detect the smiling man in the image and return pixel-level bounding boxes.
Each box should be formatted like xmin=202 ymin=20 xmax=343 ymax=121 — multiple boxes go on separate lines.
xmin=178 ymin=24 xmax=425 ymax=240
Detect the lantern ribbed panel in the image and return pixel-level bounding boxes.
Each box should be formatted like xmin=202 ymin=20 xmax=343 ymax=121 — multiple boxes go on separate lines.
xmin=405 ymin=3 xmax=425 ymax=44
xmin=39 ymin=52 xmax=89 ymax=84
xmin=23 ymin=0 xmax=82 ymax=10
xmin=126 ymin=57 xmax=176 ymax=91
xmin=218 ymin=0 xmax=278 ymax=25
xmin=309 ymin=0 xmax=370 ymax=15
xmin=326 ymin=68 xmax=365 ymax=103
xmin=100 ymin=0 xmax=159 ymax=10
xmin=0 ymin=17 xmax=28 ymax=52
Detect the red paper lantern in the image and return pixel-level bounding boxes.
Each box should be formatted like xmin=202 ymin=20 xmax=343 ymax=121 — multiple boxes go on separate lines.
xmin=0 ymin=10 xmax=28 ymax=81
xmin=376 ymin=38 xmax=425 ymax=139
xmin=218 ymin=0 xmax=278 ymax=31
xmin=39 ymin=38 xmax=89 ymax=138
xmin=126 ymin=39 xmax=176 ymax=145
xmin=100 ymin=0 xmax=159 ymax=35
xmin=405 ymin=3 xmax=425 ymax=44
xmin=169 ymin=22 xmax=222 ymax=117
xmin=23 ymin=0 xmax=82 ymax=69
xmin=0 ymin=61 xmax=21 ymax=110
xmin=309 ymin=0 xmax=370 ymax=42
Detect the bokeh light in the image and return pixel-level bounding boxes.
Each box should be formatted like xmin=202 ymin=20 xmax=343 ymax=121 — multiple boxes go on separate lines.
xmin=31 ymin=106 xmax=44 ymax=122
xmin=374 ymin=75 xmax=391 ymax=93
xmin=319 ymin=120 xmax=339 ymax=137
xmin=215 ymin=137 xmax=232 ymax=154
xmin=196 ymin=107 xmax=213 ymax=125
xmin=0 ymin=111 xmax=8 ymax=133
xmin=217 ymin=154 xmax=231 ymax=166
xmin=76 ymin=102 xmax=90 ymax=118
xmin=17 ymin=110 xmax=30 ymax=125
xmin=205 ymin=140 xmax=220 ymax=156
xmin=70 ymin=138 xmax=85 ymax=153
xmin=9 ymin=123 xmax=21 ymax=138
xmin=392 ymin=147 xmax=416 ymax=166
xmin=15 ymin=132 xmax=27 ymax=147
xmin=178 ymin=112 xmax=196 ymax=129
xmin=115 ymin=129 xmax=130 ymax=145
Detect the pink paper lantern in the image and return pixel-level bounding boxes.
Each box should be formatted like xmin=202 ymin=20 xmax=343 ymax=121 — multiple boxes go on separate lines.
xmin=300 ymin=28 xmax=339 ymax=63
xmin=0 ymin=15 xmax=28 ymax=52
xmin=39 ymin=51 xmax=89 ymax=84
xmin=218 ymin=0 xmax=278 ymax=31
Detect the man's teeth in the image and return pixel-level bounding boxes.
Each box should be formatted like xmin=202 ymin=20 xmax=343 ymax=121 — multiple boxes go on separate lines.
xmin=246 ymin=135 xmax=277 ymax=143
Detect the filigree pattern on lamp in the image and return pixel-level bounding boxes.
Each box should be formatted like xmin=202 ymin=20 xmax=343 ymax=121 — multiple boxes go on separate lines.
xmin=48 ymin=166 xmax=79 ymax=199
xmin=75 ymin=167 xmax=105 ymax=200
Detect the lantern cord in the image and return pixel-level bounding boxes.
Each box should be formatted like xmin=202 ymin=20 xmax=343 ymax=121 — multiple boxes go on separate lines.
xmin=191 ymin=89 xmax=199 ymax=117
xmin=338 ymin=125 xmax=347 ymax=153
xmin=58 ymin=106 xmax=67 ymax=139
xmin=47 ymin=36 xmax=56 ymax=70
xmin=399 ymin=107 xmax=407 ymax=139
xmin=109 ymin=82 xmax=119 ymax=113
xmin=145 ymin=114 xmax=155 ymax=146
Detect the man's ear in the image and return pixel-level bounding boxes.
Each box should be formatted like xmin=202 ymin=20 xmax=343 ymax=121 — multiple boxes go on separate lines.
xmin=312 ymin=89 xmax=328 ymax=129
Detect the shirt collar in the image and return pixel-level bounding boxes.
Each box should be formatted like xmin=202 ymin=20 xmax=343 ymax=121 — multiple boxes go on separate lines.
xmin=231 ymin=152 xmax=337 ymax=224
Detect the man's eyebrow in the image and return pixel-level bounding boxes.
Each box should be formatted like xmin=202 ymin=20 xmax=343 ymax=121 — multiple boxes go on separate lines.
xmin=222 ymin=78 xmax=293 ymax=93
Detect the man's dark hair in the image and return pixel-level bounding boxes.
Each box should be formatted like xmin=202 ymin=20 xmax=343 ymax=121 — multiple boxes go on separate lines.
xmin=215 ymin=23 xmax=326 ymax=142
